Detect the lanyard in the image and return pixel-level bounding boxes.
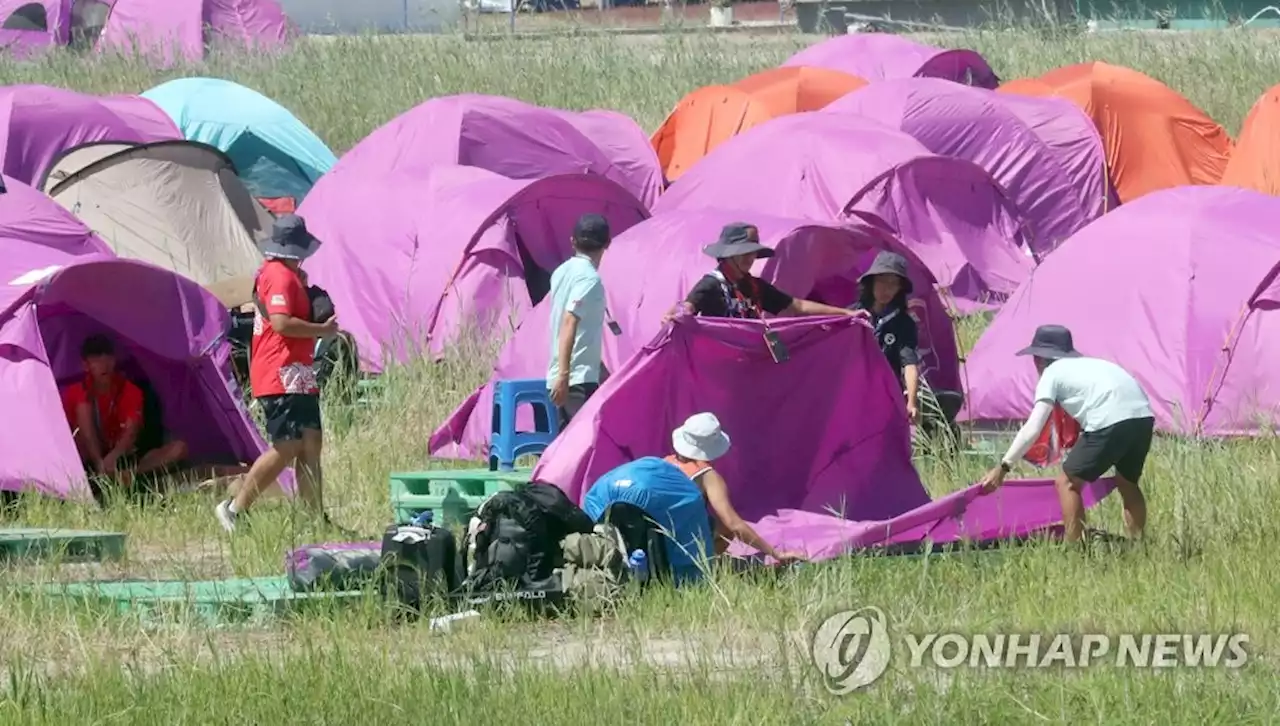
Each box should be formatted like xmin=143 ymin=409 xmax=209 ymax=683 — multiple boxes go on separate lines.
xmin=710 ymin=270 xmax=762 ymax=319
xmin=872 ymin=307 xmax=901 ymax=338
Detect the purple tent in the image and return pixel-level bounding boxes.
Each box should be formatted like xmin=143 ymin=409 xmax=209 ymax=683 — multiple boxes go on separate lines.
xmin=0 ymin=0 xmax=293 ymax=63
xmin=296 ymin=164 xmax=649 ymax=372
xmin=428 ymin=209 xmax=963 ymax=460
xmin=0 ymin=85 xmax=178 ymax=186
xmin=825 ymin=78 xmax=1111 ymax=257
xmin=327 ymin=94 xmax=662 ymax=209
xmin=652 ymin=112 xmax=1035 ymax=309
xmin=782 ymin=35 xmax=999 ymax=89
xmin=0 ymin=176 xmax=267 ymax=500
xmin=959 ymin=186 xmax=1280 ymax=436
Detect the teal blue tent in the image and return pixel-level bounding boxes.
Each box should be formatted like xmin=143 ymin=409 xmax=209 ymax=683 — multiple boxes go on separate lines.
xmin=142 ymin=78 xmax=337 ymax=205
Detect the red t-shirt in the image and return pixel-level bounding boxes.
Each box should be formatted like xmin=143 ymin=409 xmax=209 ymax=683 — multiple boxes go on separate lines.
xmin=249 ymin=261 xmax=317 ymax=398
xmin=61 ymin=375 xmax=144 ymax=450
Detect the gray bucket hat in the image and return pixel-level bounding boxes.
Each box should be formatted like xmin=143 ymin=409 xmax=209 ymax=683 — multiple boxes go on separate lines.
xmin=703 ymin=223 xmax=775 ymax=259
xmin=858 ymin=250 xmax=913 ymax=295
xmin=261 ymin=214 xmax=321 ymax=261
xmin=1016 ymin=324 xmax=1081 ymax=360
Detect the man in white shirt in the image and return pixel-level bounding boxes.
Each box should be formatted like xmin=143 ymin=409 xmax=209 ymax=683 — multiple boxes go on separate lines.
xmin=547 ymin=214 xmax=611 ymax=429
xmin=980 ymin=325 xmax=1155 ymax=543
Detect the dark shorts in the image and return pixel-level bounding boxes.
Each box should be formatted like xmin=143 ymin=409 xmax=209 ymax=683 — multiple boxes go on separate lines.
xmin=259 ymin=394 xmax=322 ymax=444
xmin=557 ymin=382 xmax=599 ymax=430
xmin=1063 ymin=416 xmax=1155 ymax=484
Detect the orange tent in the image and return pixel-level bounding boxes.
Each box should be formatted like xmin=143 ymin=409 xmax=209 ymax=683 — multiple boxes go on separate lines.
xmin=1220 ymin=84 xmax=1280 ymax=195
xmin=651 ymin=66 xmax=867 ymax=182
xmin=998 ymin=62 xmax=1232 ymax=204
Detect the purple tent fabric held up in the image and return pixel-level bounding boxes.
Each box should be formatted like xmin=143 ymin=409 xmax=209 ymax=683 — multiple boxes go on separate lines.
xmin=327 ymin=94 xmax=662 ymax=209
xmin=0 ymin=85 xmax=179 ymax=186
xmin=428 ymin=209 xmax=964 ymax=460
xmin=653 ymin=112 xmax=1035 ymax=310
xmin=0 ymin=177 xmax=268 ymax=500
xmin=782 ymin=34 xmax=999 ymax=89
xmin=825 ymin=78 xmax=1111 ymax=256
xmin=960 ymin=186 xmax=1280 ymax=436
xmin=297 ymin=164 xmax=648 ymax=372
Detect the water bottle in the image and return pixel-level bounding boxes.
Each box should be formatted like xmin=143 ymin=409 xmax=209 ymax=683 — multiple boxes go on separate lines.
xmin=627 ymin=549 xmax=649 ymax=584
xmin=411 ymin=510 xmax=434 ymax=528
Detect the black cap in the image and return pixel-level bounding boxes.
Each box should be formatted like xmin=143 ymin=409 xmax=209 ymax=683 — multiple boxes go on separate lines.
xmin=702 ymin=222 xmax=774 ymax=259
xmin=858 ymin=250 xmax=913 ymax=295
xmin=572 ymin=214 xmax=611 ymax=252
xmin=1016 ymin=324 xmax=1081 ymax=360
xmin=80 ymin=334 xmax=114 ymax=359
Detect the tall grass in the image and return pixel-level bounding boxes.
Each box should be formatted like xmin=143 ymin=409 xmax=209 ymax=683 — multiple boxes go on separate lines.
xmin=2 ymin=23 xmax=1280 ymax=724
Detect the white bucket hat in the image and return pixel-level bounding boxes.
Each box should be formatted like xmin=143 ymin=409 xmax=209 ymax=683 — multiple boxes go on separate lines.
xmin=671 ymin=412 xmax=731 ymax=461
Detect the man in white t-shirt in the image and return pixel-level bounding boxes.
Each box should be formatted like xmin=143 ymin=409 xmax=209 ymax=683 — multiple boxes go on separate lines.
xmin=979 ymin=325 xmax=1155 ymax=543
xmin=547 ymin=214 xmax=612 ymax=429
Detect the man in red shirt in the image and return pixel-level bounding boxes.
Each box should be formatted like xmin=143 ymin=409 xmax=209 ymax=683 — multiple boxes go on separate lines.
xmin=216 ymin=214 xmax=339 ymax=532
xmin=61 ymin=335 xmax=189 ymax=504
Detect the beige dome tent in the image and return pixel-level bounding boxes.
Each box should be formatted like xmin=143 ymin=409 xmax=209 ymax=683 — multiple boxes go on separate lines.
xmin=39 ymin=140 xmax=274 ymax=291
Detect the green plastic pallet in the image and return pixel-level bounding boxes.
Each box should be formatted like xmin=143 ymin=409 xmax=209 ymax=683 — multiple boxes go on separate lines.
xmin=389 ymin=468 xmax=531 ymax=526
xmin=0 ymin=528 xmax=126 ymax=563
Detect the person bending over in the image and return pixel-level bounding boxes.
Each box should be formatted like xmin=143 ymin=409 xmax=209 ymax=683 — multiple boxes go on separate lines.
xmin=979 ymin=325 xmax=1154 ymax=543
xmin=849 ymin=250 xmax=922 ymax=423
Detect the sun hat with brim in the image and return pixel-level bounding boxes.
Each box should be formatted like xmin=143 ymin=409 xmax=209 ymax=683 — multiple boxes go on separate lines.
xmin=261 ymin=214 xmax=322 ymax=261
xmin=1016 ymin=324 xmax=1082 ymax=360
xmin=672 ymin=412 xmax=732 ymax=462
xmin=857 ymin=250 xmax=913 ymax=295
xmin=702 ymin=223 xmax=774 ymax=260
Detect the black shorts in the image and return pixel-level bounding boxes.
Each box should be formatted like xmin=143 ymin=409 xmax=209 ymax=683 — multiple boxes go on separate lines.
xmin=1063 ymin=416 xmax=1155 ymax=484
xmin=557 ymin=382 xmax=599 ymax=430
xmin=259 ymin=394 xmax=322 ymax=444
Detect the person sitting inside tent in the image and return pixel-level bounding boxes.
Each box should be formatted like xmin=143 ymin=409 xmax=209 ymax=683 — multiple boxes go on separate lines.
xmin=666 ymin=413 xmax=806 ymax=564
xmin=663 ymin=223 xmax=858 ymax=322
xmin=849 ymin=250 xmax=922 ymax=423
xmin=979 ymin=325 xmax=1154 ymax=544
xmin=61 ymin=334 xmax=189 ymax=504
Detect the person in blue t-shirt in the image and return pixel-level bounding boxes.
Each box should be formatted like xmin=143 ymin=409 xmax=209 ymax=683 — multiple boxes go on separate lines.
xmin=547 ymin=214 xmax=612 ymax=429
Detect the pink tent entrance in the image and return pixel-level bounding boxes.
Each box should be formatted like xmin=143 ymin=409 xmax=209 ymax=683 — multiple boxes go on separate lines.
xmin=428 ymin=210 xmax=963 ymax=461
xmin=0 ymin=176 xmax=267 ymax=500
xmin=782 ymin=34 xmax=999 ymax=89
xmin=323 ymin=93 xmax=662 ymax=209
xmin=653 ymin=112 xmax=1035 ymax=310
xmin=296 ymin=164 xmax=649 ymax=372
xmin=960 ymin=186 xmax=1280 ymax=436
xmin=825 ymin=78 xmax=1112 ymax=256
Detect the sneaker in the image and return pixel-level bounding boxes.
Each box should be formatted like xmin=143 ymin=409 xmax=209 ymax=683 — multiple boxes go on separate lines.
xmin=215 ymin=500 xmax=237 ymax=533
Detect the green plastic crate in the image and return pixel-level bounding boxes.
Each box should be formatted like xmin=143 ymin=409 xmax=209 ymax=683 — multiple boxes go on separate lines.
xmin=389 ymin=468 xmax=531 ymax=526
xmin=0 ymin=528 xmax=126 ymax=563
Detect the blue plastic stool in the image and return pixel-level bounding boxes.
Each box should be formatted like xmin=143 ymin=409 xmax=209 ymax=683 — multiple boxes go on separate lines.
xmin=489 ymin=378 xmax=560 ymax=471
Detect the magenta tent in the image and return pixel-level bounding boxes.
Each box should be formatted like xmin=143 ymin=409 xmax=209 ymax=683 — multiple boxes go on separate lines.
xmin=0 ymin=85 xmax=178 ymax=185
xmin=296 ymin=164 xmax=649 ymax=372
xmin=959 ymin=186 xmax=1280 ymax=436
xmin=652 ymin=112 xmax=1035 ymax=309
xmin=782 ymin=34 xmax=999 ymax=89
xmin=0 ymin=176 xmax=268 ymax=501
xmin=428 ymin=209 xmax=963 ymax=460
xmin=825 ymin=78 xmax=1111 ymax=256
xmin=326 ymin=94 xmax=662 ymax=209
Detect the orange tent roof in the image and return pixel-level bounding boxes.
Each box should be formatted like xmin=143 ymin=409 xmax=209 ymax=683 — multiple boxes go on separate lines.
xmin=1220 ymin=84 xmax=1280 ymax=195
xmin=998 ymin=62 xmax=1232 ymax=204
xmin=651 ymin=66 xmax=867 ymax=182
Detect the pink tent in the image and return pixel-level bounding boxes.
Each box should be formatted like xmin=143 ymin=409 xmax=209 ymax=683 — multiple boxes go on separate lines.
xmin=960 ymin=186 xmax=1280 ymax=436
xmin=0 ymin=176 xmax=267 ymax=500
xmin=782 ymin=34 xmax=999 ymax=89
xmin=652 ymin=112 xmax=1035 ymax=310
xmin=296 ymin=164 xmax=649 ymax=372
xmin=0 ymin=84 xmax=178 ymax=186
xmin=325 ymin=94 xmax=662 ymax=209
xmin=0 ymin=0 xmax=293 ymax=63
xmin=428 ymin=209 xmax=963 ymax=460
xmin=825 ymin=78 xmax=1112 ymax=257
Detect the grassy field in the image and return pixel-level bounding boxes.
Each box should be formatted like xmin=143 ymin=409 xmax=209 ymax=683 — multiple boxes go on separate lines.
xmin=2 ymin=24 xmax=1280 ymax=724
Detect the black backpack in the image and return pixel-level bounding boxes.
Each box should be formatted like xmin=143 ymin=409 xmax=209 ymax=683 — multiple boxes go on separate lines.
xmin=463 ymin=485 xmax=595 ymax=594
xmin=378 ymin=524 xmax=463 ymax=618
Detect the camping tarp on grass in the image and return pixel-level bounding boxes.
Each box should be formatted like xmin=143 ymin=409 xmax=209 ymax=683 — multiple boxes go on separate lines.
xmin=297 ymin=164 xmax=649 ymax=372
xmin=653 ymin=112 xmax=1034 ymax=309
xmin=651 ymin=66 xmax=867 ymax=182
xmin=0 ymin=177 xmax=268 ymax=500
xmin=0 ymin=85 xmax=178 ymax=185
xmin=428 ymin=210 xmax=963 ymax=460
xmin=39 ymin=140 xmax=273 ymax=288
xmin=1220 ymin=83 xmax=1280 ymax=196
xmin=826 ymin=78 xmax=1112 ymax=256
xmin=959 ymin=186 xmax=1280 ymax=436
xmin=329 ymin=93 xmax=662 ymax=209
xmin=141 ymin=77 xmax=337 ymax=204
xmin=782 ymin=34 xmax=999 ymax=89
xmin=998 ymin=62 xmax=1232 ymax=204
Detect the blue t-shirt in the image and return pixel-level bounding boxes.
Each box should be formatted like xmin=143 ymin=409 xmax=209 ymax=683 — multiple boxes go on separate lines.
xmin=546 ymin=254 xmax=606 ymax=387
